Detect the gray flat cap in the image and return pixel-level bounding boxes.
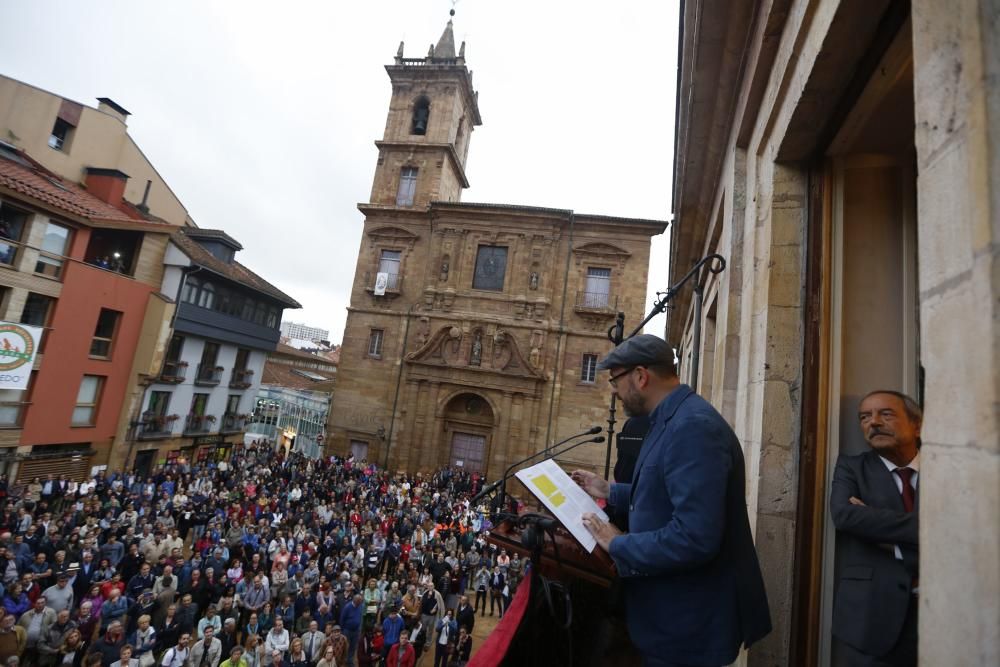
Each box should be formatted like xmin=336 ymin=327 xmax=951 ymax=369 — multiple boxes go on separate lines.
xmin=597 ymin=334 xmax=674 ymax=370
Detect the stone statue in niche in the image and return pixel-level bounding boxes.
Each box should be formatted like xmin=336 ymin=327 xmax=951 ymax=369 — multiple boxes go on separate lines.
xmin=470 ymin=332 xmax=483 ymax=366
xmin=529 ymin=345 xmax=541 ymax=368
xmin=440 ymin=259 xmax=449 ymax=281
xmin=529 ymin=271 xmax=539 ymax=290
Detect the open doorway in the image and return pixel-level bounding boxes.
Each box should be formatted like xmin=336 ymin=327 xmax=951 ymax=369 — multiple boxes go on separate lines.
xmin=816 ymin=17 xmax=920 ymax=667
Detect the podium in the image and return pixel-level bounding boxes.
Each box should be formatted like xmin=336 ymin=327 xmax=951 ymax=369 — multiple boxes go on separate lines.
xmin=473 ymin=516 xmax=641 ymax=667
xmin=487 ymin=518 xmax=616 ymax=587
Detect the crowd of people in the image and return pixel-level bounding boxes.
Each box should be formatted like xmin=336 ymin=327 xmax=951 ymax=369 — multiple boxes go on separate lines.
xmin=0 ymin=444 xmax=527 ymax=667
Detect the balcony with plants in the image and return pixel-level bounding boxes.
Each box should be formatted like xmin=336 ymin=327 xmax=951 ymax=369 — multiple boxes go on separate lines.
xmin=229 ymin=368 xmax=254 ymax=389
xmin=159 ymin=360 xmax=188 ymax=384
xmin=138 ymin=413 xmax=179 ymax=440
xmin=184 ymin=413 xmax=216 ymax=434
xmin=195 ymin=363 xmax=224 ymax=386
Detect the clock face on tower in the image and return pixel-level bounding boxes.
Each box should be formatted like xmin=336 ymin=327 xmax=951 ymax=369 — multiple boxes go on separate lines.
xmin=473 ymin=246 xmax=508 ymax=291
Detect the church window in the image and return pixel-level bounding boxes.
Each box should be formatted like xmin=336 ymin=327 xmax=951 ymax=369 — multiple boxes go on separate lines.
xmin=378 ymin=250 xmax=401 ymax=290
xmin=411 ymin=97 xmax=430 ymax=135
xmin=368 ymin=329 xmax=384 ymax=358
xmin=581 ymin=354 xmax=598 ymax=384
xmin=472 ymin=246 xmax=508 ymax=291
xmin=583 ymin=267 xmax=612 ymax=308
xmin=396 ymin=167 xmax=418 ymax=207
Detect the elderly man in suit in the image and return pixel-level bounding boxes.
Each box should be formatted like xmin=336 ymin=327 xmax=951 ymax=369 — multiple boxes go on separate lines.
xmin=575 ymin=334 xmax=771 ymax=667
xmin=831 ymin=390 xmax=921 ymax=666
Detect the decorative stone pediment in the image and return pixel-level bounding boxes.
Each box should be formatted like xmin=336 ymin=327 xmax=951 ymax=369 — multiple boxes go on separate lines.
xmin=406 ymin=325 xmax=544 ymax=379
xmin=573 ymin=242 xmax=632 ymax=268
xmin=367 ymin=226 xmax=419 ymax=247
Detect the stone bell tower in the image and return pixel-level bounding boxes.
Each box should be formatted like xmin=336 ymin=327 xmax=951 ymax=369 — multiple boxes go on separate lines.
xmin=368 ymin=14 xmax=483 ymax=208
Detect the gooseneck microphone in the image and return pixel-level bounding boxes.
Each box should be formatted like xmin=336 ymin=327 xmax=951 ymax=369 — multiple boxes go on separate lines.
xmin=470 ymin=426 xmax=604 ymax=511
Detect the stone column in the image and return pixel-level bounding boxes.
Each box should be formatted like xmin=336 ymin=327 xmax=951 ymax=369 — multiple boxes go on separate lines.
xmin=912 ymin=2 xmax=999 ymax=664
xmin=420 ymin=382 xmax=443 ymax=474
xmin=397 ymin=380 xmax=422 ymax=472
xmin=491 ymin=391 xmax=514 ymax=479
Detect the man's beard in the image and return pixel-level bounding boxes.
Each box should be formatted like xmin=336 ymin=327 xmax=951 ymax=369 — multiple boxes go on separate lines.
xmin=620 ymin=387 xmax=646 ymax=417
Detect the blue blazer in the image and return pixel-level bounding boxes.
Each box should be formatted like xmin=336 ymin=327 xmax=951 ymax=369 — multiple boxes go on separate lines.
xmin=608 ymin=385 xmax=771 ymax=665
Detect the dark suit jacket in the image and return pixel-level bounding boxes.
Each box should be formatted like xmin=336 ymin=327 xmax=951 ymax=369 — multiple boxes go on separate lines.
xmin=830 ymin=450 xmax=918 ymax=656
xmin=608 ymin=385 xmax=771 ymax=665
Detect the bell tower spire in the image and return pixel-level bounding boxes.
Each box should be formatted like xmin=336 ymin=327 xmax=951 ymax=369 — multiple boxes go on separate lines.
xmin=369 ymin=11 xmax=481 ymax=208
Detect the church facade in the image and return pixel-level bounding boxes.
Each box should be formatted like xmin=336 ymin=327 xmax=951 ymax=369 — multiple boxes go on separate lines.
xmin=326 ymin=21 xmax=666 ymax=479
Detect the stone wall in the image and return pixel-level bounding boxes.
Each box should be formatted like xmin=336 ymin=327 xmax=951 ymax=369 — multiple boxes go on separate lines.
xmin=912 ymin=0 xmax=1000 ymax=663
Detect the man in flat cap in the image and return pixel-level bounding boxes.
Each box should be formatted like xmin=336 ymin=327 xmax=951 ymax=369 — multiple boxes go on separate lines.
xmin=573 ymin=334 xmax=771 ymax=667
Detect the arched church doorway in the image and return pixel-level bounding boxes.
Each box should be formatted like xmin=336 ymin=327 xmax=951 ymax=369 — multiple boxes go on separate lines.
xmin=442 ymin=393 xmax=494 ymax=474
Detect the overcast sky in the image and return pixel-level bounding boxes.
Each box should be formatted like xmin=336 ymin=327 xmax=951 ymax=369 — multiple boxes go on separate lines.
xmin=2 ymin=0 xmax=679 ymax=343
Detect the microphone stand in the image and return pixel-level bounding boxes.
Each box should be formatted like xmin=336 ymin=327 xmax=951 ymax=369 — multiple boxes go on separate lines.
xmin=601 ymin=253 xmax=727 ymax=479
xmin=500 ymin=426 xmax=601 ymax=510
xmin=471 ymin=427 xmax=603 ymax=517
xmin=499 ymin=433 xmax=604 ymax=515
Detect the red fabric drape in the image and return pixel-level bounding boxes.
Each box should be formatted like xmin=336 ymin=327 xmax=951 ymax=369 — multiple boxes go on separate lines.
xmin=468 ymin=573 xmax=532 ymax=667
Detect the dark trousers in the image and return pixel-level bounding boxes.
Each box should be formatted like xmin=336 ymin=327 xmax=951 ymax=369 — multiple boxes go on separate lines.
xmin=474 ymin=589 xmax=487 ymax=615
xmin=489 ymin=590 xmax=503 ymax=616
xmin=836 ymin=594 xmax=918 ymax=667
xmin=433 ymin=641 xmax=450 ymax=667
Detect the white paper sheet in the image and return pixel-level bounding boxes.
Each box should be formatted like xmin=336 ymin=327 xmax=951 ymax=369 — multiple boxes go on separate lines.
xmin=515 ymin=459 xmax=609 ymax=552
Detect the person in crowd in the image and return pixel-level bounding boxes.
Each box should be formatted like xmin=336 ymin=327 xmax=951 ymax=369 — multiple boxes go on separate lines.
xmin=0 ymin=611 xmax=26 ymax=665
xmin=55 ymin=627 xmax=85 ymax=667
xmin=41 ymin=575 xmax=74 ymax=615
xmin=313 ymin=645 xmax=337 ymax=667
xmin=323 ymin=626 xmax=347 ymax=667
xmin=37 ymin=608 xmax=75 ymax=667
xmin=575 ymin=334 xmax=772 ymax=667
xmin=108 ymin=644 xmax=138 ymax=667
xmin=432 ymin=610 xmax=457 ymax=667
xmin=831 ymin=390 xmax=922 ymax=667
xmin=240 ymin=636 xmax=262 ymax=667
xmin=299 ymin=621 xmax=323 ymax=665
xmin=18 ymin=595 xmax=56 ymax=665
xmin=385 ymin=632 xmax=414 ymax=667
xmin=453 ymin=627 xmax=472 ymax=667
xmin=454 ymin=596 xmax=474 ymax=636
xmin=158 ymin=632 xmax=189 ymax=667
xmin=262 ymin=619 xmax=288 ymax=666
xmin=0 ymin=447 xmax=497 ymax=667
xmin=487 ymin=566 xmax=504 ymax=618
xmin=91 ymin=622 xmax=125 ymax=667
xmin=218 ymin=646 xmax=247 ymax=667
xmin=189 ymin=625 xmax=222 ymax=667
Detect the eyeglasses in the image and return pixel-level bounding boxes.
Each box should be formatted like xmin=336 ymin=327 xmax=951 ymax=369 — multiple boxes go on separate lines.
xmin=608 ymin=367 xmax=637 ymax=388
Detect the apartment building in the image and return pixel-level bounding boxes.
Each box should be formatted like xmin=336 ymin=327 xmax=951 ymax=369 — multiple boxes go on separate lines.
xmin=128 ymin=228 xmax=300 ymax=475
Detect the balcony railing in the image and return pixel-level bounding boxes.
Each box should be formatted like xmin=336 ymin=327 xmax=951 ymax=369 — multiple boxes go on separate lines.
xmin=195 ymin=364 xmax=224 ymax=386
xmin=221 ymin=412 xmax=249 ymax=433
xmin=138 ymin=415 xmax=176 ymax=440
xmin=159 ymin=360 xmax=188 ymax=383
xmin=184 ymin=413 xmax=214 ymax=434
xmin=575 ymin=290 xmax=618 ymax=312
xmin=229 ymin=368 xmax=254 ymax=389
xmin=365 ymin=272 xmax=403 ymax=295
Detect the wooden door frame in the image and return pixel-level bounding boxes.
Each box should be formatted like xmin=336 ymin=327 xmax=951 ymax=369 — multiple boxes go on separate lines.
xmin=789 ymin=162 xmax=834 ymax=667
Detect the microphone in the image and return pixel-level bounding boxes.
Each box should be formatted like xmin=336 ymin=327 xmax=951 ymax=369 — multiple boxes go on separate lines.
xmin=497 ymin=435 xmax=605 ymax=513
xmin=470 ymin=427 xmax=602 ymax=505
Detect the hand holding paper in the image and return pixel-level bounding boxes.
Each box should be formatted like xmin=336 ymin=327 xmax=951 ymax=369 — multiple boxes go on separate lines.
xmin=515 ymin=459 xmax=609 ymax=552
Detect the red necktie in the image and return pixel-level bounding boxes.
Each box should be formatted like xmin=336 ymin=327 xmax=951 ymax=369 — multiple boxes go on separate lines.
xmin=894 ymin=468 xmax=916 ymax=512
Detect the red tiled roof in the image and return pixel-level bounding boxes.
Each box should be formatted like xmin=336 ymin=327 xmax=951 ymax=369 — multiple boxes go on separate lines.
xmin=0 ymin=146 xmax=144 ymax=223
